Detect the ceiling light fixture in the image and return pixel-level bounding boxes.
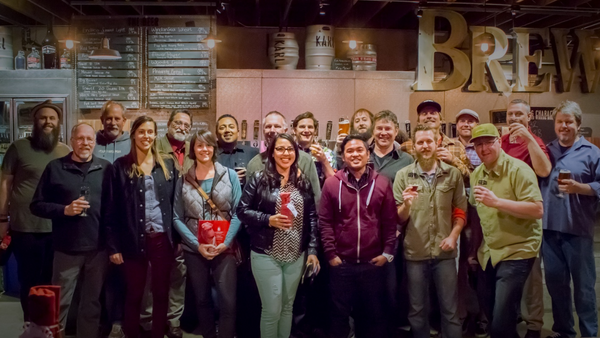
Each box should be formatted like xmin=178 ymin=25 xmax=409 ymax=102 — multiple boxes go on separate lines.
xmin=88 ymin=37 xmax=121 ymax=60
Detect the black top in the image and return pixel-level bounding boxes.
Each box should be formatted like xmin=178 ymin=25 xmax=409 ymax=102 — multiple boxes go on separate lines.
xmin=30 ymin=154 xmax=111 ymax=253
xmin=73 ymin=160 xmax=93 ymax=174
xmin=216 ymin=142 xmax=259 ymax=171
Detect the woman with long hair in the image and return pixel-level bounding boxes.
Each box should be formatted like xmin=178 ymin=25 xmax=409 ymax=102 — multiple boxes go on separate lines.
xmin=173 ymin=129 xmax=241 ymax=338
xmin=237 ymin=133 xmax=320 ymax=338
xmin=106 ymin=116 xmax=178 ymax=338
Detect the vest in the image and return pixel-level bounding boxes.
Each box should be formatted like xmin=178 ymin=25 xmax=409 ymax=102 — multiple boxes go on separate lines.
xmin=181 ymin=162 xmax=234 ymax=250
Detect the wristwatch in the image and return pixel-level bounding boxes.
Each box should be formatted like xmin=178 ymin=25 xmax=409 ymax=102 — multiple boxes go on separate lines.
xmin=382 ymin=253 xmax=394 ymax=263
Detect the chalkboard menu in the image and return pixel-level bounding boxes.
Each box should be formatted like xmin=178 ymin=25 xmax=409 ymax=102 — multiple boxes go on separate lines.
xmin=146 ymin=27 xmax=211 ymax=109
xmin=77 ymin=27 xmax=142 ymax=109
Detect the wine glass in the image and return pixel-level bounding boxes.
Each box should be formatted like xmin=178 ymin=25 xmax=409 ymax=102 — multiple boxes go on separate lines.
xmin=80 ymin=185 xmax=90 ymax=217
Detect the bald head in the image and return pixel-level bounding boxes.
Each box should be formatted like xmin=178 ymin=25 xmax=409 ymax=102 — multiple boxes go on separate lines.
xmin=71 ymin=123 xmax=96 ymax=162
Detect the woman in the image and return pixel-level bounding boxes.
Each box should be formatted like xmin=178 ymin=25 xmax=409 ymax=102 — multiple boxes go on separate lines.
xmin=106 ymin=116 xmax=177 ymax=338
xmin=237 ymin=133 xmax=320 ymax=338
xmin=173 ymin=130 xmax=241 ymax=338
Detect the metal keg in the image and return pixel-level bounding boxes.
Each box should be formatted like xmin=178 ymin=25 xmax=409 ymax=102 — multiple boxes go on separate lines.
xmin=0 ymin=27 xmax=14 ymax=70
xmin=268 ymin=32 xmax=299 ymax=70
xmin=347 ymin=43 xmax=377 ymax=71
xmin=305 ymin=25 xmax=335 ymax=70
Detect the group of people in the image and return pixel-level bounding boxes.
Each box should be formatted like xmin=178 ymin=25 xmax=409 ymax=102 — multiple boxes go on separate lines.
xmin=0 ymin=97 xmax=597 ymax=338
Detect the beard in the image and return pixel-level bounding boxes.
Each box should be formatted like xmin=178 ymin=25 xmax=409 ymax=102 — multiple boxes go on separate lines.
xmin=415 ymin=151 xmax=437 ymax=170
xmin=31 ymin=123 xmax=60 ymax=152
xmin=170 ymin=131 xmax=187 ymax=142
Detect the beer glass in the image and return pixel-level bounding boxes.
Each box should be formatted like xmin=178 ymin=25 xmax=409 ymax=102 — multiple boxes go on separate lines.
xmin=557 ymin=169 xmax=571 ymax=198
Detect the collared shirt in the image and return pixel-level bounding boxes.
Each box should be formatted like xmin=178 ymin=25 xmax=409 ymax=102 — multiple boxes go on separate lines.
xmin=541 ymin=137 xmax=600 ymax=238
xmin=301 ymin=146 xmax=337 ymax=187
xmin=216 ymin=143 xmax=260 ymax=171
xmin=144 ymin=175 xmax=165 ymax=233
xmin=501 ymin=127 xmax=549 ymax=169
xmin=170 ymin=139 xmax=186 ymax=167
xmin=469 ymin=150 xmax=543 ymax=269
xmin=346 ymin=167 xmax=371 ymax=190
xmin=401 ymin=133 xmax=471 ymax=180
xmin=394 ymin=160 xmax=467 ymax=261
xmin=454 ymin=137 xmax=482 ymax=169
xmin=156 ymin=135 xmax=193 ymax=173
xmin=370 ymin=147 xmax=414 ymax=184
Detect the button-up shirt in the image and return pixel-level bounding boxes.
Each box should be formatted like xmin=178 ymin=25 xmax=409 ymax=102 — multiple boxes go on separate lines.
xmin=394 ymin=160 xmax=467 ymax=261
xmin=501 ymin=127 xmax=549 ymax=169
xmin=216 ymin=142 xmax=259 ymax=171
xmin=541 ymin=137 xmax=600 ymax=239
xmin=469 ymin=151 xmax=543 ymax=269
xmin=347 ymin=167 xmax=371 ymax=190
xmin=144 ymin=175 xmax=165 ymax=233
xmin=454 ymin=137 xmax=482 ymax=169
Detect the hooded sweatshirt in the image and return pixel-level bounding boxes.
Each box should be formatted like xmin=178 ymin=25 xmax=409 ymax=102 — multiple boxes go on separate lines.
xmin=94 ymin=131 xmax=131 ymax=164
xmin=318 ymin=168 xmax=398 ymax=263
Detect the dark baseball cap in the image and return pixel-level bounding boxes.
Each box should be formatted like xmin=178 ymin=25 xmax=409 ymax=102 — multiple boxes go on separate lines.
xmin=31 ymin=100 xmax=63 ymax=120
xmin=417 ymin=100 xmax=442 ymax=114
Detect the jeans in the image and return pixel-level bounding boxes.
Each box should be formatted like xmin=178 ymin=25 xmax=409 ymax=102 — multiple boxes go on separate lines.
xmin=542 ymin=230 xmax=598 ymax=338
xmin=123 ymin=234 xmax=174 ymax=338
xmin=11 ymin=231 xmax=53 ymax=321
xmin=53 ymin=250 xmax=108 ymax=338
xmin=251 ymin=251 xmax=305 ymax=338
xmin=406 ymin=259 xmax=461 ymax=338
xmin=329 ymin=261 xmax=387 ymax=338
xmin=520 ymin=257 xmax=544 ymax=331
xmin=184 ymin=251 xmax=237 ymax=338
xmin=140 ymin=252 xmax=186 ymax=330
xmin=478 ymin=258 xmax=535 ymax=338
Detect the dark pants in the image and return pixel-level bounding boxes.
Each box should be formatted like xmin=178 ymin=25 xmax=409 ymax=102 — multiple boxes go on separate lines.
xmin=53 ymin=250 xmax=108 ymax=338
xmin=478 ymin=258 xmax=534 ymax=338
xmin=103 ymin=263 xmax=126 ymax=326
xmin=329 ymin=262 xmax=387 ymax=338
xmin=123 ymin=234 xmax=174 ymax=338
xmin=12 ymin=231 xmax=54 ymax=321
xmin=184 ymin=251 xmax=237 ymax=338
xmin=543 ymin=230 xmax=598 ymax=338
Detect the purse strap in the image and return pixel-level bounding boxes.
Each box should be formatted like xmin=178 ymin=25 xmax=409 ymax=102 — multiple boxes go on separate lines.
xmin=185 ymin=175 xmax=228 ymax=221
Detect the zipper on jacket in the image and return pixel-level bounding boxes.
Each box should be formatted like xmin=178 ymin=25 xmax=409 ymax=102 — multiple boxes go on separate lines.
xmin=356 ymin=191 xmax=361 ymax=263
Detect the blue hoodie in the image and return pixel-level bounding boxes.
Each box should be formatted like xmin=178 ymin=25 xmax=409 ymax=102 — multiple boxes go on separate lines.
xmin=94 ymin=130 xmax=131 ymax=163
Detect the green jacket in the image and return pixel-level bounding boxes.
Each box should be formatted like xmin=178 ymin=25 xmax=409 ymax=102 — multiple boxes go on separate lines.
xmin=394 ymin=160 xmax=467 ymax=261
xmin=247 ymin=151 xmax=321 ymax=204
xmin=156 ymin=135 xmax=194 ymax=173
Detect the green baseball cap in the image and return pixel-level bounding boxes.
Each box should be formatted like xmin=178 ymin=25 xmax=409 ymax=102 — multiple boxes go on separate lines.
xmin=470 ymin=123 xmax=500 ymax=142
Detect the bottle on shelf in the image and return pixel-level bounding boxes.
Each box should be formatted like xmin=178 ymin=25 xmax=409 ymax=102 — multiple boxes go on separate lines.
xmin=14 ymin=50 xmax=26 ymax=70
xmin=27 ymin=47 xmax=41 ymax=69
xmin=60 ymin=49 xmax=71 ymax=69
xmin=41 ymin=25 xmax=59 ymax=69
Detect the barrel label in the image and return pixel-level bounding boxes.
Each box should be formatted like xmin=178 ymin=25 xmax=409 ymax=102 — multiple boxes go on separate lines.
xmin=315 ymin=36 xmax=334 ymax=47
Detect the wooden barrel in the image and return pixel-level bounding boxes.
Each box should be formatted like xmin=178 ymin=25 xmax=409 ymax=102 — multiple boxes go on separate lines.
xmin=305 ymin=25 xmax=334 ymax=70
xmin=0 ymin=26 xmax=13 ymax=70
xmin=268 ymin=32 xmax=299 ymax=70
xmin=347 ymin=44 xmax=377 ymax=71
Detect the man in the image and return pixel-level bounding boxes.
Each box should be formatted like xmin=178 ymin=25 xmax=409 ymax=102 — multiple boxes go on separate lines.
xmin=94 ymin=100 xmax=130 ymax=163
xmin=246 ymin=111 xmax=321 ymax=201
xmin=371 ymin=110 xmax=413 ymax=183
xmin=401 ymin=100 xmax=471 ymax=180
xmin=147 ymin=109 xmax=192 ymax=338
xmin=454 ymin=109 xmax=488 ymax=336
xmin=293 ymin=111 xmax=336 ymax=187
xmin=0 ymin=100 xmax=70 ymax=321
xmin=501 ymin=99 xmax=551 ymax=338
xmin=30 ymin=123 xmax=110 ymax=338
xmin=318 ymin=134 xmax=397 ymax=338
xmin=394 ymin=125 xmax=467 ymax=338
xmin=216 ymin=114 xmax=259 ymax=187
xmin=540 ymin=101 xmax=599 ymax=338
xmin=469 ymin=123 xmax=543 ymax=338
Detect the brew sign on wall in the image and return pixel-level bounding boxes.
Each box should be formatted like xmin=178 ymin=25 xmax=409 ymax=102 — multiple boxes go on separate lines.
xmin=76 ymin=27 xmax=142 ymax=109
xmin=146 ymin=27 xmax=211 ymax=109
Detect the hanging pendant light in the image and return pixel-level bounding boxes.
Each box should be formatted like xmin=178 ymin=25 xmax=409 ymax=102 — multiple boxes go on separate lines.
xmin=201 ymin=11 xmax=221 ymax=49
xmin=89 ymin=37 xmax=121 ymax=60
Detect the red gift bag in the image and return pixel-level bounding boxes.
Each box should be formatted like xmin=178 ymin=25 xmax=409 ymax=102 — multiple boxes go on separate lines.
xmin=280 ymin=191 xmax=294 ymax=221
xmin=198 ymin=220 xmax=231 ymax=246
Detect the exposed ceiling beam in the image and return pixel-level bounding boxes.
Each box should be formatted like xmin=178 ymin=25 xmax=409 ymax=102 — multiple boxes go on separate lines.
xmin=0 ymin=0 xmax=58 ymax=25
xmin=0 ymin=2 xmax=42 ymax=26
xmin=356 ymin=1 xmax=390 ymax=28
xmin=334 ymin=0 xmax=358 ymax=26
xmin=538 ymin=0 xmax=559 ymax=5
xmin=71 ymin=1 xmax=216 ymax=6
xmin=372 ymin=2 xmax=413 ymax=28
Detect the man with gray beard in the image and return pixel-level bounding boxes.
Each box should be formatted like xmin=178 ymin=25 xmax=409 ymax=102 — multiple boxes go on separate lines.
xmin=94 ymin=100 xmax=130 ymax=164
xmin=142 ymin=109 xmax=192 ymax=338
xmin=0 ymin=100 xmax=70 ymax=321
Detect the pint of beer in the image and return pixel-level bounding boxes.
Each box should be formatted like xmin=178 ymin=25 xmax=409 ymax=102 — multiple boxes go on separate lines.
xmin=338 ymin=117 xmax=350 ymax=135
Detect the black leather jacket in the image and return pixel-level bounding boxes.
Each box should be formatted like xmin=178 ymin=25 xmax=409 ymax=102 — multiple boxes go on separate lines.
xmin=105 ymin=156 xmax=178 ymax=259
xmin=237 ymin=171 xmax=318 ymax=256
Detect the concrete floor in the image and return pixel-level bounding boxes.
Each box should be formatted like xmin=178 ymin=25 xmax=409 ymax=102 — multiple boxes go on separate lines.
xmin=1 ymin=293 xmax=599 ymax=338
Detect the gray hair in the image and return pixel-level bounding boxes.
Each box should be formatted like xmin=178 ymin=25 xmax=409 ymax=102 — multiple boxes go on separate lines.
xmin=508 ymin=99 xmax=531 ymax=113
xmin=70 ymin=122 xmax=95 ymax=137
xmin=262 ymin=111 xmax=288 ymax=129
xmin=552 ymin=100 xmax=582 ymax=126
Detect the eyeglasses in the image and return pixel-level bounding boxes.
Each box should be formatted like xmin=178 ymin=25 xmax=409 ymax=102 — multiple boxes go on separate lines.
xmin=275 ymin=147 xmax=295 ymax=154
xmin=172 ymin=120 xmax=191 ymax=130
xmin=74 ymin=137 xmax=95 ymax=144
xmin=474 ymin=138 xmax=498 ymax=149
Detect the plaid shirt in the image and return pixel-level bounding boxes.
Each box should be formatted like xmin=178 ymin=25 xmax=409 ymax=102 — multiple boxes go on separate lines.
xmin=453 ymin=138 xmax=482 ymax=170
xmin=401 ymin=133 xmax=471 ymax=180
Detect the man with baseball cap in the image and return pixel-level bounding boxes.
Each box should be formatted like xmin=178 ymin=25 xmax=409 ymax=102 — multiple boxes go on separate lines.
xmin=469 ymin=124 xmax=543 ymax=338
xmin=401 ymin=100 xmax=471 ymax=180
xmin=455 ymin=109 xmax=482 ymax=171
xmin=0 ymin=100 xmax=70 ymax=321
